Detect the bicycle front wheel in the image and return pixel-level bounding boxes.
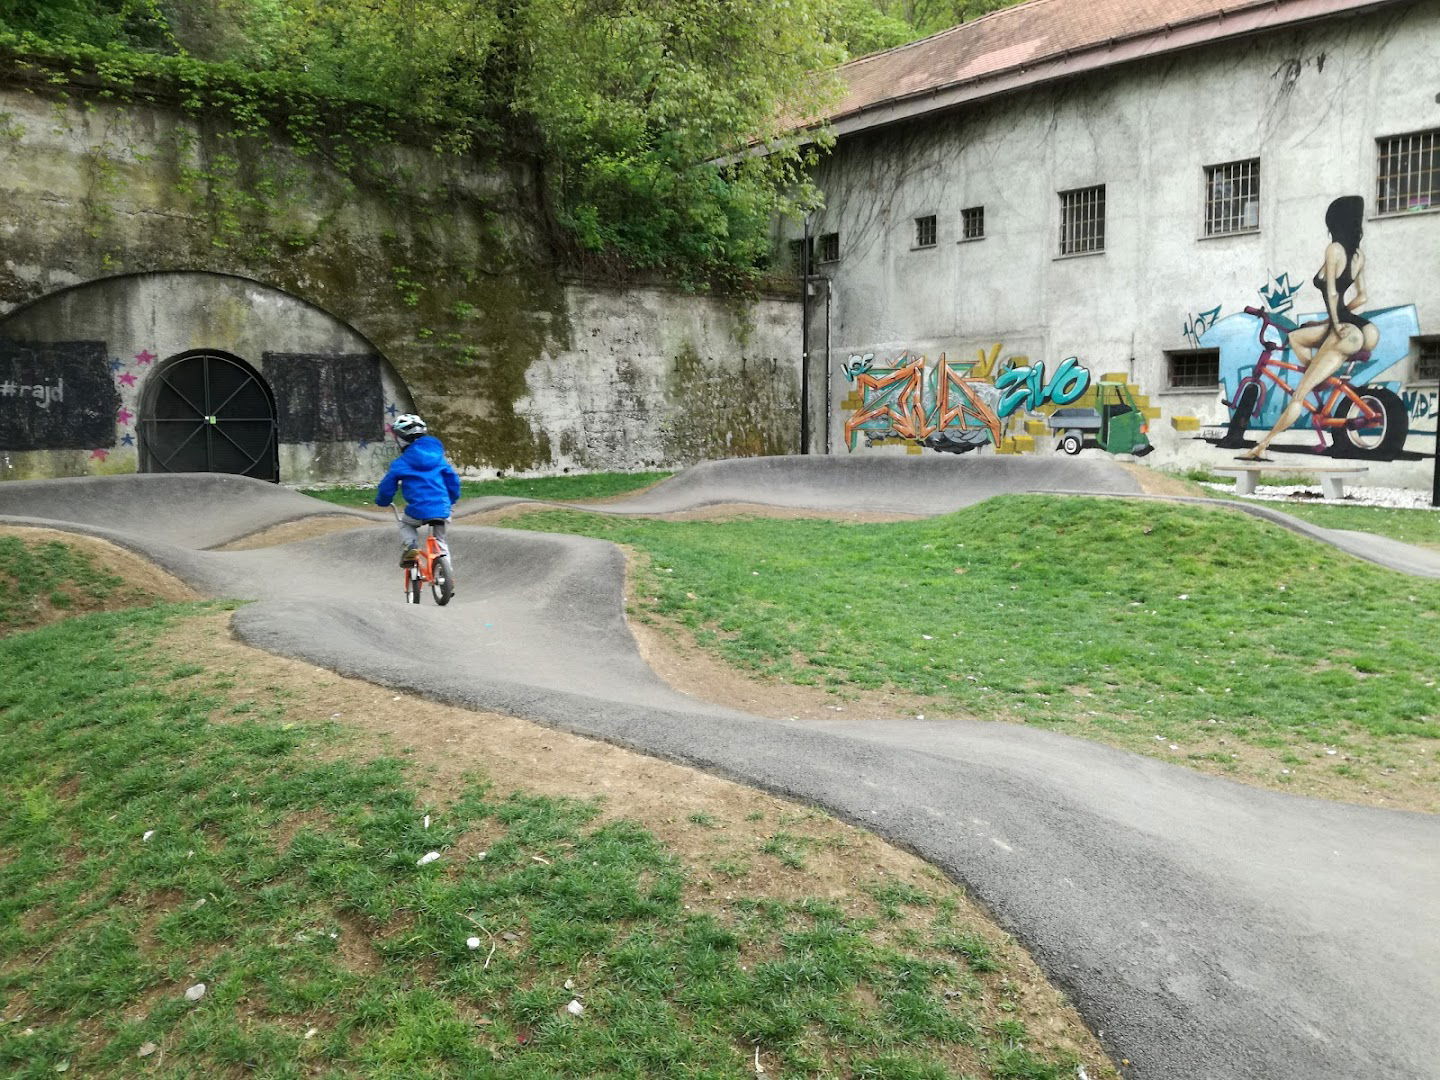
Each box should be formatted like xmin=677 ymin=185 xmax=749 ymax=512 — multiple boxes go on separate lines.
xmin=405 ymin=567 xmax=422 ymax=604
xmin=430 ymin=556 xmax=454 ymax=606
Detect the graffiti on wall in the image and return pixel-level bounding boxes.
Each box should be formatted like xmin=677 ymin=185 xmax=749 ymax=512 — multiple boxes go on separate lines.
xmin=1182 ymin=306 xmax=1222 ymax=348
xmin=1404 ymin=388 xmax=1438 ymax=433
xmin=841 ymin=348 xmax=1003 ymax=453
xmin=1 ymin=338 xmax=401 ymax=477
xmin=0 ymin=340 xmax=119 ymax=452
xmin=1197 ymin=195 xmax=1428 ymax=462
xmin=841 ymin=345 xmax=1159 ymax=457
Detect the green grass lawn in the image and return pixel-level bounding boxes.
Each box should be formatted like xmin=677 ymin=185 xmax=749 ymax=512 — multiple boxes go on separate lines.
xmin=1166 ymin=468 xmax=1440 ymax=549
xmin=301 ymin=471 xmax=672 ymax=510
xmin=1245 ymin=501 xmax=1440 ymax=550
xmin=1 ymin=600 xmax=1096 ymax=1079
xmin=501 ymin=496 xmax=1440 ymax=793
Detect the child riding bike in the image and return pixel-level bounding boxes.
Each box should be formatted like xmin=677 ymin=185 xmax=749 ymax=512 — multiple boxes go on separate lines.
xmin=375 ymin=414 xmax=461 ymax=568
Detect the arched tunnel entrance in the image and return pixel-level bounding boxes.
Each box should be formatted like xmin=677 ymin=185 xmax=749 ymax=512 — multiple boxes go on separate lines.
xmin=0 ymin=271 xmax=414 ymax=485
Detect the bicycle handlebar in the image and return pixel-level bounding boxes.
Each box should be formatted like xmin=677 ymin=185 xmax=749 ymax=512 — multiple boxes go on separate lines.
xmin=1243 ymin=306 xmax=1290 ymax=351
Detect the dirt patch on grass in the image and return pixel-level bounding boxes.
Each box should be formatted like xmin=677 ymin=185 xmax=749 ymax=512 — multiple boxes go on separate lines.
xmin=214 ymin=516 xmax=376 ymax=551
xmin=1120 ymin=464 xmax=1211 ymax=498
xmin=139 ymin=612 xmax=1116 ymax=1077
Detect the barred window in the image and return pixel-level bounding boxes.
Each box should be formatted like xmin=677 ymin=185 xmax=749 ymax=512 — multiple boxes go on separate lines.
xmin=1166 ymin=349 xmax=1220 ymax=389
xmin=1205 ymin=159 xmax=1260 ymax=235
xmin=1417 ymin=337 xmax=1440 ymax=382
xmin=914 ymin=214 xmax=937 ymax=248
xmin=961 ymin=206 xmax=985 ymax=240
xmin=818 ymin=232 xmax=840 ymax=263
xmin=1377 ymin=130 xmax=1439 ymax=214
xmin=1059 ymin=185 xmax=1105 ymax=255
xmin=787 ymin=237 xmax=814 ymax=277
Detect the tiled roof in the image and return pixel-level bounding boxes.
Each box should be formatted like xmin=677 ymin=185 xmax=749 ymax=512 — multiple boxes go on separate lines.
xmin=819 ymin=0 xmax=1393 ymax=132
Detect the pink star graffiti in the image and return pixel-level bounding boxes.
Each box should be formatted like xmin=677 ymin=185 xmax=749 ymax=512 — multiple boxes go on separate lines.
xmin=89 ymin=448 xmax=109 ymax=461
xmin=117 ymin=407 xmax=134 ymax=425
xmin=118 ymin=372 xmax=137 ymax=387
xmin=135 ymin=349 xmax=156 ymax=365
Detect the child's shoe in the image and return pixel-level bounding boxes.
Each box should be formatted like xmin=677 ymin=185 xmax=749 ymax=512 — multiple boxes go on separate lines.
xmin=400 ymin=548 xmax=420 ymax=566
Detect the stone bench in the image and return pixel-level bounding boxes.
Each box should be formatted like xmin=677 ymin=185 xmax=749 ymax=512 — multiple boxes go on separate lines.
xmin=1210 ymin=464 xmax=1369 ymax=500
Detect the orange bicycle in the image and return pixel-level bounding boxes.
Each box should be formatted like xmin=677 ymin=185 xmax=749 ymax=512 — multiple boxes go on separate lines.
xmin=391 ymin=506 xmax=455 ymax=606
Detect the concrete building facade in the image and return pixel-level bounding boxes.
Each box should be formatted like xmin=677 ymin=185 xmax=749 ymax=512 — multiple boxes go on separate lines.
xmin=794 ymin=0 xmax=1438 ymax=488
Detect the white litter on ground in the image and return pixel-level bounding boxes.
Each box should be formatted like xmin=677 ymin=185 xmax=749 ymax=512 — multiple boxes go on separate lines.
xmin=416 ymin=851 xmax=441 ymax=866
xmin=1201 ymin=482 xmax=1440 ymax=510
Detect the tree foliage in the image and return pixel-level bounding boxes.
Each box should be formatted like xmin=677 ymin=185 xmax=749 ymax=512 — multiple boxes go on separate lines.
xmin=0 ymin=0 xmax=1019 ymax=286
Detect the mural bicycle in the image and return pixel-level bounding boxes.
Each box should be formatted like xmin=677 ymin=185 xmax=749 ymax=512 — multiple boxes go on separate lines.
xmin=1204 ymin=304 xmax=1416 ymax=459
xmin=1198 ymin=195 xmax=1429 ymax=462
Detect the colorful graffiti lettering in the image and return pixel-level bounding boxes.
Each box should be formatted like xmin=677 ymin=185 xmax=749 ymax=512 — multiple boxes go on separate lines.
xmin=1183 ymin=306 xmax=1222 ymax=348
xmin=994 ymin=356 xmax=1091 ymax=417
xmin=841 ymin=350 xmax=1002 ymax=452
xmin=841 ymin=346 xmax=1157 ymax=456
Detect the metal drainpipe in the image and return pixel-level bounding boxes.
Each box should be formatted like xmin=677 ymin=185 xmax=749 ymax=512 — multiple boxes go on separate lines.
xmin=799 ymin=215 xmax=812 ymax=455
xmin=823 ymin=276 xmax=833 ymax=454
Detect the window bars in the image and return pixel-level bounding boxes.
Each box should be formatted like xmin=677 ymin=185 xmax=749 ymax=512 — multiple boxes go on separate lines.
xmin=1204 ymin=159 xmax=1260 ymax=235
xmin=914 ymin=215 xmax=937 ymax=248
xmin=818 ymin=232 xmax=840 ymax=263
xmin=961 ymin=206 xmax=985 ymax=240
xmin=1417 ymin=338 xmax=1440 ymax=382
xmin=1059 ymin=185 xmax=1105 ymax=255
xmin=1167 ymin=349 xmax=1220 ymax=389
xmin=1377 ymin=129 xmax=1439 ymax=214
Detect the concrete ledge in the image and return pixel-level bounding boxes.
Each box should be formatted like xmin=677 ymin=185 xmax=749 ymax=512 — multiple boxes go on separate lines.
xmin=1211 ymin=464 xmax=1369 ymax=499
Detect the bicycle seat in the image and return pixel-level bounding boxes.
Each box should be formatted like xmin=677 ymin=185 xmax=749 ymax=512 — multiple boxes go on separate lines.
xmin=418 ymin=518 xmax=448 ymax=527
xmin=1334 ymin=352 xmax=1372 ymax=380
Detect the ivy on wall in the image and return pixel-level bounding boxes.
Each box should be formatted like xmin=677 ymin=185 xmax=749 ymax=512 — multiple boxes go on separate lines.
xmin=0 ymin=0 xmax=848 ymax=293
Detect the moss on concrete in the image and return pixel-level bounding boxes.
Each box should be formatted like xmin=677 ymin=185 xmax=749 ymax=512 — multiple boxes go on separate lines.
xmin=660 ymin=342 xmax=799 ymax=463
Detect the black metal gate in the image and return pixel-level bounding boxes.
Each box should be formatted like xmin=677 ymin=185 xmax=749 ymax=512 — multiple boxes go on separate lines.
xmin=139 ymin=351 xmax=278 ymax=481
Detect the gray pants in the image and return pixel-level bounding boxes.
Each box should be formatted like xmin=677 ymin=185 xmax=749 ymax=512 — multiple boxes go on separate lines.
xmin=399 ymin=514 xmax=449 ymax=559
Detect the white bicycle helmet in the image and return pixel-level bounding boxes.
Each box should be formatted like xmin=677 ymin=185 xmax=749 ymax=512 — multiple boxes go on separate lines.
xmin=392 ymin=413 xmax=427 ymax=443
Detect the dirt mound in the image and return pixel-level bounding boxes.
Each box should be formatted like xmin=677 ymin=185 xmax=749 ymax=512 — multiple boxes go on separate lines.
xmin=0 ymin=527 xmax=197 ymax=636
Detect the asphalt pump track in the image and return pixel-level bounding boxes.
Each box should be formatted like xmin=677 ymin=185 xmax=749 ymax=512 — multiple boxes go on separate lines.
xmin=3 ymin=455 xmax=1437 ymax=1080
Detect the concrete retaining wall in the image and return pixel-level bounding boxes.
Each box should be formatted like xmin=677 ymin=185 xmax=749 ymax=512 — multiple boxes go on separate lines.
xmin=0 ymin=80 xmax=800 ymax=484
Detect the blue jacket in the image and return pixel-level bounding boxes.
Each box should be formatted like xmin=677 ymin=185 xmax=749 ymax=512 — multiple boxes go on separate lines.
xmin=375 ymin=435 xmax=461 ymax=519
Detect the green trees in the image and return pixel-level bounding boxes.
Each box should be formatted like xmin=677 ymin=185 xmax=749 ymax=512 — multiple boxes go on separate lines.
xmin=0 ymin=0 xmax=1020 ymax=286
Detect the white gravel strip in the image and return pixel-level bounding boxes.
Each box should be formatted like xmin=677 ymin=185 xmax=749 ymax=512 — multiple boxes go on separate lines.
xmin=1200 ymin=482 xmax=1440 ymax=510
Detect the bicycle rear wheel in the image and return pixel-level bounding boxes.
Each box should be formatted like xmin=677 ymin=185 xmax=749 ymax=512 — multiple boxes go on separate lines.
xmin=430 ymin=556 xmax=454 ymax=606
xmin=1331 ymin=387 xmax=1407 ymax=459
xmin=1217 ymin=381 xmax=1260 ymax=448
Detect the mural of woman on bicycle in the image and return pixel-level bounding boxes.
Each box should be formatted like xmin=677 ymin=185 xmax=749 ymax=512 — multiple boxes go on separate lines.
xmin=1240 ymin=195 xmax=1379 ymax=460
